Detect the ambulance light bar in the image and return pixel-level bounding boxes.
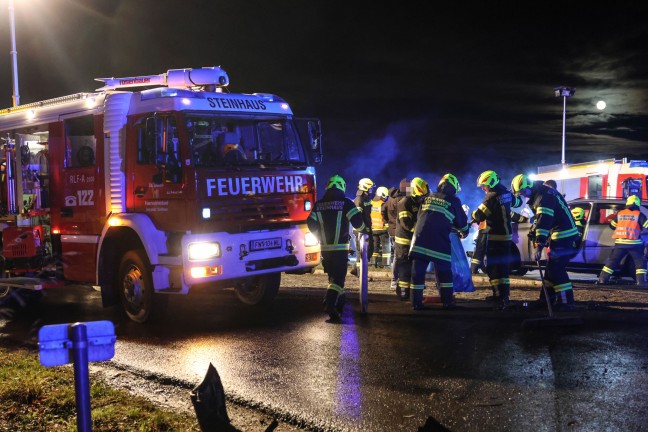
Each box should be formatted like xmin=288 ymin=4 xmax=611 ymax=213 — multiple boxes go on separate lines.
xmin=95 ymin=66 xmax=230 ymax=91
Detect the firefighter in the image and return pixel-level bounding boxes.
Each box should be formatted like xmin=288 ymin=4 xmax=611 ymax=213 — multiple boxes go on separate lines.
xmin=370 ymin=186 xmax=389 ymax=268
xmin=383 ymin=178 xmax=409 ymax=294
xmin=351 ymin=178 xmax=375 ymax=277
xmin=472 ymin=170 xmax=516 ymax=308
xmin=597 ymin=195 xmax=648 ymax=287
xmin=410 ymin=174 xmax=469 ymax=310
xmin=571 ymin=207 xmax=586 ymax=248
xmin=511 ymin=174 xmax=579 ymax=310
xmin=307 ymin=175 xmax=367 ymax=322
xmin=394 ymin=177 xmax=427 ymax=301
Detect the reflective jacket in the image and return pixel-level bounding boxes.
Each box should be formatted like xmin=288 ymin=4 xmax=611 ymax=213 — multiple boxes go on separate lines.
xmin=471 ymin=183 xmax=514 ymax=242
xmin=354 ymin=189 xmax=373 ymax=232
xmin=410 ymin=187 xmax=469 ymax=262
xmin=610 ymin=206 xmax=648 ymax=245
xmin=307 ymin=188 xmax=365 ymax=252
xmin=370 ymin=198 xmax=388 ymax=232
xmin=395 ymin=195 xmax=420 ymax=248
xmin=526 ymin=181 xmax=579 ymax=249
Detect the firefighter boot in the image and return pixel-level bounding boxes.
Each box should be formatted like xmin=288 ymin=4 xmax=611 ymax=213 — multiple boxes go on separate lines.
xmin=402 ymin=288 xmax=411 ymax=301
xmin=336 ymin=294 xmax=346 ymax=316
xmin=412 ymin=289 xmax=427 ymax=310
xmin=440 ymin=288 xmax=456 ymax=310
xmin=325 ymin=290 xmax=341 ymax=323
xmin=554 ymin=290 xmax=576 ymax=312
xmin=636 ymin=273 xmax=648 ymax=287
xmin=496 ymin=285 xmax=511 ymax=310
xmin=597 ymin=271 xmax=611 ymax=285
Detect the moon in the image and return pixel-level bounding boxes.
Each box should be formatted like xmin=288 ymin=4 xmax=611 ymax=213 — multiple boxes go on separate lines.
xmin=596 ymin=100 xmax=606 ymax=110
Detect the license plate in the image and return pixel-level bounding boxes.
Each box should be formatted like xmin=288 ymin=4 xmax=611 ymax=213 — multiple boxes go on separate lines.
xmin=250 ymin=237 xmax=282 ymax=251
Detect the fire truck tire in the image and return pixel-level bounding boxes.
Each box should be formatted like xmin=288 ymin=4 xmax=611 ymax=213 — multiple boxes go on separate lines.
xmin=234 ymin=273 xmax=281 ymax=306
xmin=117 ymin=249 xmax=165 ymax=323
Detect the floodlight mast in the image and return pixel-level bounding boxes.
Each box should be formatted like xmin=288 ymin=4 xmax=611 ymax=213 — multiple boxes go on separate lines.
xmin=554 ymin=86 xmax=575 ymax=165
xmin=8 ymin=0 xmax=20 ymax=107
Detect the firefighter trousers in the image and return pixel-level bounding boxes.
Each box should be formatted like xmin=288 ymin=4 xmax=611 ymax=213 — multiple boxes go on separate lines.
xmin=599 ymin=243 xmax=647 ymax=284
xmin=321 ymin=250 xmax=349 ymax=294
xmin=394 ymin=242 xmax=412 ymax=291
xmin=411 ymin=256 xmax=453 ymax=305
xmin=544 ymin=247 xmax=575 ymax=306
xmin=485 ymin=240 xmax=511 ymax=301
xmin=372 ymin=231 xmax=389 ymax=267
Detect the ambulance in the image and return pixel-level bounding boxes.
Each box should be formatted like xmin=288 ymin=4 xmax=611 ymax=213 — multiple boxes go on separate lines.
xmin=0 ymin=66 xmax=322 ymax=323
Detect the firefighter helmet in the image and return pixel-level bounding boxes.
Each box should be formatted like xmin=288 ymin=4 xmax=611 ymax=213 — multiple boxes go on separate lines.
xmin=376 ymin=186 xmax=389 ymax=199
xmin=477 ymin=170 xmax=499 ymax=188
xmin=511 ymin=174 xmax=533 ymax=194
xmin=411 ymin=177 xmax=429 ymax=197
xmin=326 ymin=175 xmax=346 ymax=192
xmin=626 ymin=195 xmax=641 ymax=207
xmin=439 ymin=173 xmax=461 ymax=192
xmin=358 ymin=178 xmax=374 ymax=192
xmin=571 ymin=207 xmax=584 ymax=221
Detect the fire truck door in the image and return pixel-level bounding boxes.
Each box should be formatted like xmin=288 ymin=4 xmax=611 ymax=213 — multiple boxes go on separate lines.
xmin=130 ymin=115 xmax=187 ymax=231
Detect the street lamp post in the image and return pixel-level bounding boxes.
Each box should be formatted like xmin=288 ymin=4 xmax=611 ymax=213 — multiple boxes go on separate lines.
xmin=554 ymin=86 xmax=575 ymax=165
xmin=8 ymin=0 xmax=20 ymax=107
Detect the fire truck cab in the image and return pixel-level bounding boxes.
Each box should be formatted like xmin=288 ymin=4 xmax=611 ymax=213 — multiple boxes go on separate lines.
xmin=0 ymin=67 xmax=322 ymax=323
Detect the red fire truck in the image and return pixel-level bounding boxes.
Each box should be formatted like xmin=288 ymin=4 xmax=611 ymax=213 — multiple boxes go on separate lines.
xmin=532 ymin=158 xmax=648 ymax=200
xmin=0 ymin=66 xmax=322 ymax=323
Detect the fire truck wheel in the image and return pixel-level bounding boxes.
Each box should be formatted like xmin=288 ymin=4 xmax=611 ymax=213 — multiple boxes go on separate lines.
xmin=117 ymin=249 xmax=163 ymax=323
xmin=234 ymin=273 xmax=281 ymax=306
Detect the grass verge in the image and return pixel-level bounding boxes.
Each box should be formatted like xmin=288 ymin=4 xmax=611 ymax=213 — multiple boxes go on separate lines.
xmin=0 ymin=345 xmax=200 ymax=432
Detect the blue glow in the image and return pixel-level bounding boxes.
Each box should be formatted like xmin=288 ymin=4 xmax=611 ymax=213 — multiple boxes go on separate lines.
xmin=334 ymin=304 xmax=362 ymax=419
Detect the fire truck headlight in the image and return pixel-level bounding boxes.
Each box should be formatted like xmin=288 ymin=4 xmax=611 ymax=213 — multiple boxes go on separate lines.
xmin=304 ymin=200 xmax=312 ymax=211
xmin=188 ymin=242 xmax=221 ymax=260
xmin=304 ymin=232 xmax=319 ymax=247
xmin=202 ymin=208 xmax=211 ymax=219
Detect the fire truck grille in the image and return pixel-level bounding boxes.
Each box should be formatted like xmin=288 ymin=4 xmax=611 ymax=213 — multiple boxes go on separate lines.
xmin=5 ymin=243 xmax=28 ymax=259
xmin=210 ymin=197 xmax=290 ymax=223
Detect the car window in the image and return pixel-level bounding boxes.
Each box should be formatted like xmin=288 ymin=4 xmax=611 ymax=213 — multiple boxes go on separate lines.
xmin=592 ymin=203 xmax=623 ymax=225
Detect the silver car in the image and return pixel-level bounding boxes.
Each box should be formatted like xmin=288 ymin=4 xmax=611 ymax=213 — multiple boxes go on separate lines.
xmin=511 ymin=198 xmax=648 ymax=276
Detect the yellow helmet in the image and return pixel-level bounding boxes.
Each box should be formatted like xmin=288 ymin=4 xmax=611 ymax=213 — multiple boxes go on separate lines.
xmin=326 ymin=175 xmax=346 ymax=192
xmin=511 ymin=174 xmax=533 ymax=194
xmin=411 ymin=177 xmax=429 ymax=197
xmin=375 ymin=186 xmax=389 ymax=199
xmin=626 ymin=195 xmax=641 ymax=207
xmin=439 ymin=173 xmax=461 ymax=192
xmin=570 ymin=207 xmax=584 ymax=221
xmin=358 ymin=178 xmax=374 ymax=192
xmin=477 ymin=170 xmax=499 ymax=188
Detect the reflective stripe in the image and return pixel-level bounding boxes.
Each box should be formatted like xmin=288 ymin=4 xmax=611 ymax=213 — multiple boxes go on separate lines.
xmin=410 ymin=245 xmax=451 ymax=262
xmin=536 ymin=206 xmax=554 ymax=216
xmin=551 ymin=227 xmax=579 ymax=240
xmin=553 ymin=282 xmax=572 ymax=293
xmin=398 ymin=280 xmax=411 ymax=289
xmin=637 ymin=269 xmax=648 ymax=275
xmin=423 ymin=204 xmax=454 ymax=222
xmin=398 ymin=210 xmax=412 ymax=219
xmin=615 ymin=238 xmax=643 ymax=245
xmin=439 ymin=282 xmax=453 ymax=288
xmin=411 ymin=284 xmax=425 ymax=290
xmin=488 ymin=234 xmax=512 ymax=241
xmin=478 ymin=203 xmax=492 ymax=216
xmin=328 ymin=283 xmax=344 ymax=294
xmin=536 ymin=228 xmax=550 ymax=237
xmin=395 ymin=237 xmax=411 ymax=245
xmin=602 ymin=266 xmax=614 ymax=275
xmin=320 ymin=244 xmax=349 ymax=251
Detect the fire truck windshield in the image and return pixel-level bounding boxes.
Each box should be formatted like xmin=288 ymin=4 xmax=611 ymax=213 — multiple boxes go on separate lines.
xmin=186 ymin=115 xmax=306 ymax=167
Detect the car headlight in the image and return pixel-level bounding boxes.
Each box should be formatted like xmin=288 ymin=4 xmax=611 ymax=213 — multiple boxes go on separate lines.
xmin=188 ymin=242 xmax=221 ymax=260
xmin=304 ymin=232 xmax=319 ymax=247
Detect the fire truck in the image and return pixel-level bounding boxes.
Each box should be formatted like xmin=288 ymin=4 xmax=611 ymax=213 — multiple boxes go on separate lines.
xmin=0 ymin=66 xmax=322 ymax=323
xmin=533 ymin=158 xmax=648 ymax=200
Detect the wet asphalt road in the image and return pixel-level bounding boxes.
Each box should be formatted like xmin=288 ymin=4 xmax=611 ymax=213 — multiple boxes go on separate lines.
xmin=1 ymin=272 xmax=648 ymax=432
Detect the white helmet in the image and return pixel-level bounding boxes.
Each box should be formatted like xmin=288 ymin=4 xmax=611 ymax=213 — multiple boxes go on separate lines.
xmin=375 ymin=186 xmax=389 ymax=199
xmin=358 ymin=178 xmax=374 ymax=192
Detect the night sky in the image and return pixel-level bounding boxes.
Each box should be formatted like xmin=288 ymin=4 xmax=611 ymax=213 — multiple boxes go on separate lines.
xmin=1 ymin=1 xmax=647 ymax=210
